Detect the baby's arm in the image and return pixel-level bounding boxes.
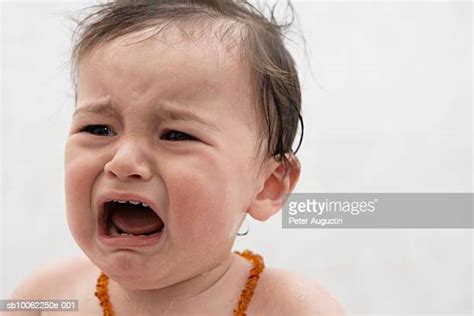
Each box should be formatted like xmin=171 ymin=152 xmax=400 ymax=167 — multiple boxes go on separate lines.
xmin=4 ymin=266 xmax=47 ymax=316
xmin=4 ymin=257 xmax=87 ymax=316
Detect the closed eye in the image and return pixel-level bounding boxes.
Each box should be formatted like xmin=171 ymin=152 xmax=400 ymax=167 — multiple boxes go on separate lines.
xmin=161 ymin=130 xmax=197 ymax=142
xmin=80 ymin=125 xmax=115 ymax=137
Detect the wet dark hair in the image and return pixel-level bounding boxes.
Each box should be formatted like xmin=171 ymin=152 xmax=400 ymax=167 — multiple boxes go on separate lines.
xmin=68 ymin=0 xmax=304 ymax=173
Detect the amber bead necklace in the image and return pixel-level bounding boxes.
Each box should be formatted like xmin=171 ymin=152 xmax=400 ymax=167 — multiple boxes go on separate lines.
xmin=95 ymin=250 xmax=265 ymax=316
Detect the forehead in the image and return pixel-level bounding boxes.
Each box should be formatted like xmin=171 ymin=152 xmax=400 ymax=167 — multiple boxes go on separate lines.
xmin=76 ymin=26 xmax=255 ymax=117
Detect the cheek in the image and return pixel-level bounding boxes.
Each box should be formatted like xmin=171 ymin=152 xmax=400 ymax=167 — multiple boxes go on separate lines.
xmin=163 ymin=156 xmax=244 ymax=247
xmin=167 ymin=172 xmax=233 ymax=241
xmin=64 ymin=140 xmax=100 ymax=244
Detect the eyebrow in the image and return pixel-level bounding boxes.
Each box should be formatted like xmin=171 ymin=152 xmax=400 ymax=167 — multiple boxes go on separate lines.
xmin=73 ymin=101 xmax=220 ymax=132
xmin=73 ymin=102 xmax=118 ymax=118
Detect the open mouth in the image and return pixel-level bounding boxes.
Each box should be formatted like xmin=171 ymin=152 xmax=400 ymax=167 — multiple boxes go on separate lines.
xmin=98 ymin=199 xmax=165 ymax=247
xmin=105 ymin=200 xmax=164 ymax=236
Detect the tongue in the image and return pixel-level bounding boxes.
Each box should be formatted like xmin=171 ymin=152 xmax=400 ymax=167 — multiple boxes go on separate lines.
xmin=111 ymin=203 xmax=164 ymax=235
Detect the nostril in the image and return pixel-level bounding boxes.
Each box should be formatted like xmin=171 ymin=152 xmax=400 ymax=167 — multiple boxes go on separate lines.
xmin=104 ymin=161 xmax=152 ymax=181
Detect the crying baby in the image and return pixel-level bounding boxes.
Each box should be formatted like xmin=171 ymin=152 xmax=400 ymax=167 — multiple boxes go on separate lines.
xmin=8 ymin=1 xmax=344 ymax=315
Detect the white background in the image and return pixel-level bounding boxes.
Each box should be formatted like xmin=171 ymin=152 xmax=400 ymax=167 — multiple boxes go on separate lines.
xmin=1 ymin=1 xmax=472 ymax=314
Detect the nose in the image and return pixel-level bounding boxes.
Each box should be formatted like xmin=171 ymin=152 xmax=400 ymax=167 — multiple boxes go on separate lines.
xmin=104 ymin=140 xmax=153 ymax=182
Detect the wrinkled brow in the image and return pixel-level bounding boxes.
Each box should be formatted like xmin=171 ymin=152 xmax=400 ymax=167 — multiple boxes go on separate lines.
xmin=73 ymin=101 xmax=220 ymax=132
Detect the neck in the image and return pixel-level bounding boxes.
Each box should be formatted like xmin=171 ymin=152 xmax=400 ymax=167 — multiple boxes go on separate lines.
xmin=108 ymin=253 xmax=240 ymax=314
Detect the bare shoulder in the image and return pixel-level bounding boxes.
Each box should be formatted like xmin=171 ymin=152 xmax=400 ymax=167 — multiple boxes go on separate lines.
xmin=253 ymin=267 xmax=345 ymax=316
xmin=9 ymin=256 xmax=97 ymax=300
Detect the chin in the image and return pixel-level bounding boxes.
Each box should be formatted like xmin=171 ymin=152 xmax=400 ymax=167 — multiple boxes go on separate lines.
xmin=104 ymin=265 xmax=175 ymax=291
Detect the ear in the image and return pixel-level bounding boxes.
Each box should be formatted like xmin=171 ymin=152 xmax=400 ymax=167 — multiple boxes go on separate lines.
xmin=248 ymin=154 xmax=301 ymax=221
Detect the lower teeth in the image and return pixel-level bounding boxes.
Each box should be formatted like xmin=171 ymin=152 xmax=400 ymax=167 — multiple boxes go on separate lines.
xmin=120 ymin=232 xmax=150 ymax=237
xmin=108 ymin=221 xmax=158 ymax=237
xmin=117 ymin=228 xmax=150 ymax=237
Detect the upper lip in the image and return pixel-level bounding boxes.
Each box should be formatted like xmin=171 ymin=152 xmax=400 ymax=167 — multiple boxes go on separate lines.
xmin=96 ymin=191 xmax=163 ymax=229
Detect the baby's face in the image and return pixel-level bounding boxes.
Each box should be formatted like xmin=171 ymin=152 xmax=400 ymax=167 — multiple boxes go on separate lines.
xmin=64 ymin=27 xmax=262 ymax=288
